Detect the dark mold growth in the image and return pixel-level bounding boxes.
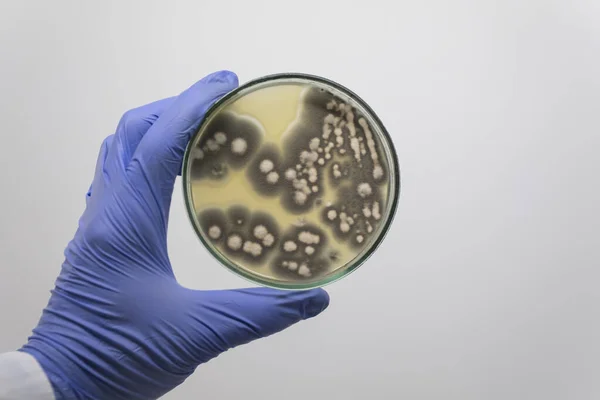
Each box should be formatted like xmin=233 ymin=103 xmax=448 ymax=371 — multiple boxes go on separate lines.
xmin=269 ymin=253 xmax=330 ymax=280
xmin=319 ymin=183 xmax=385 ymax=245
xmin=249 ymin=212 xmax=280 ymax=238
xmin=227 ymin=205 xmax=251 ymax=228
xmin=246 ymin=143 xmax=283 ymax=196
xmin=277 ymin=88 xmax=335 ymax=214
xmin=198 ymin=208 xmax=228 ymax=244
xmin=216 ymin=206 xmax=281 ymax=266
xmin=189 ymin=111 xmax=264 ymax=180
xmin=248 ymin=211 xmax=280 ymax=250
xmin=278 ymin=223 xmax=328 ymax=259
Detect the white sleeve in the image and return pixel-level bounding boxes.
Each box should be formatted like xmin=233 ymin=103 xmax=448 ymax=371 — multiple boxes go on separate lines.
xmin=0 ymin=352 xmax=55 ymax=400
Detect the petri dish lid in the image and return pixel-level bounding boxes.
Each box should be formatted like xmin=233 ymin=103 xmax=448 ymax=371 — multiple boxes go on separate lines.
xmin=182 ymin=73 xmax=400 ymax=289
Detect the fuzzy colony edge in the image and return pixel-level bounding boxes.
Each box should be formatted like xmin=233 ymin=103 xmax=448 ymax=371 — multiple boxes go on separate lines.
xmin=189 ymin=86 xmax=388 ymax=281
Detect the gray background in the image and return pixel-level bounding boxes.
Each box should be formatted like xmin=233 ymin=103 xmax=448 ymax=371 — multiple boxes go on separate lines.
xmin=1 ymin=1 xmax=599 ymax=399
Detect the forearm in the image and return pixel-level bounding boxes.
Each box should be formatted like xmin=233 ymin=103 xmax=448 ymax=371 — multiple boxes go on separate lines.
xmin=0 ymin=352 xmax=54 ymax=400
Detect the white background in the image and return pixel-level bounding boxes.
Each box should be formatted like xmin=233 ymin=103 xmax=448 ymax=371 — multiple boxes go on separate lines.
xmin=1 ymin=1 xmax=600 ymax=399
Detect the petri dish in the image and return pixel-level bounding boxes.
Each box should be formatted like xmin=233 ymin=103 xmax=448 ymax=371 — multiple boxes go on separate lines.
xmin=182 ymin=73 xmax=400 ymax=289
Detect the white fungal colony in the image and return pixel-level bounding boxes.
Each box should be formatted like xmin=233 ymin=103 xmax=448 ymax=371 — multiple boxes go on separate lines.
xmin=259 ymin=159 xmax=274 ymax=173
xmin=254 ymin=159 xmax=281 ymax=185
xmin=191 ymin=147 xmax=204 ymax=160
xmin=231 ymin=138 xmax=247 ymax=155
xmin=358 ymin=118 xmax=384 ymax=181
xmin=208 ymin=225 xmax=221 ymax=240
xmin=243 ymin=241 xmax=262 ymax=257
xmin=282 ymin=260 xmax=299 ymax=271
xmin=298 ymin=263 xmax=311 ymax=277
xmin=266 ymin=171 xmax=279 ymax=184
xmin=357 ymin=182 xmax=372 ymax=198
xmin=285 ymin=168 xmax=297 ymax=180
xmin=294 ymin=191 xmax=307 ymax=205
xmin=227 ymin=234 xmax=242 ymax=251
xmin=214 ymin=132 xmax=227 ymax=145
xmin=283 ymin=241 xmax=297 ymax=252
xmin=372 ymin=201 xmax=381 ymax=220
xmin=253 ymin=225 xmax=268 ymax=239
xmin=298 ymin=231 xmax=320 ymax=245
xmin=332 ymin=164 xmax=342 ymax=179
xmin=309 ymin=137 xmax=320 ymax=151
xmin=327 ymin=209 xmax=337 ymax=221
xmin=252 ymin=224 xmax=276 ymax=248
xmin=262 ymin=234 xmax=275 ymax=247
xmin=206 ymin=139 xmax=219 ymax=152
xmin=280 ymin=259 xmax=312 ymax=277
xmin=363 ymin=205 xmax=372 ymax=218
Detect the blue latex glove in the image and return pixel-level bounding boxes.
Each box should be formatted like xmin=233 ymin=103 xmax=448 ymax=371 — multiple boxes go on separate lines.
xmin=19 ymin=71 xmax=330 ymax=400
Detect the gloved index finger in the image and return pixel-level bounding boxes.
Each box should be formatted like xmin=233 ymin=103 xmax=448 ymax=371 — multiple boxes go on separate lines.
xmin=126 ymin=70 xmax=238 ymax=208
xmin=104 ymin=96 xmax=176 ymax=178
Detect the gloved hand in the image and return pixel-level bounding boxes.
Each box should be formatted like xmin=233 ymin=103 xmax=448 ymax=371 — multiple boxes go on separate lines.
xmin=19 ymin=71 xmax=330 ymax=400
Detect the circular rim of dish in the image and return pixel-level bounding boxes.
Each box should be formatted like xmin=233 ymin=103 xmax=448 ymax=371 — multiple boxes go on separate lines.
xmin=182 ymin=72 xmax=401 ymax=290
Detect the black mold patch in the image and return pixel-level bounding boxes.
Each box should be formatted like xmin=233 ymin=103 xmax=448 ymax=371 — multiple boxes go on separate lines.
xmin=246 ymin=143 xmax=283 ymax=196
xmin=248 ymin=212 xmax=280 ymax=240
xmin=269 ymin=254 xmax=330 ymax=280
xmin=277 ymin=87 xmax=335 ymax=214
xmin=220 ymin=230 xmax=244 ymax=254
xmin=278 ymin=223 xmax=328 ymax=259
xmin=220 ymin=232 xmax=268 ymax=266
xmin=320 ymin=204 xmax=338 ymax=225
xmin=189 ymin=111 xmax=264 ymax=180
xmin=198 ymin=208 xmax=228 ymax=244
xmin=279 ymin=187 xmax=316 ymax=215
xmin=227 ymin=205 xmax=250 ymax=228
xmin=336 ymin=185 xmax=366 ymax=216
xmin=214 ymin=207 xmax=281 ymax=266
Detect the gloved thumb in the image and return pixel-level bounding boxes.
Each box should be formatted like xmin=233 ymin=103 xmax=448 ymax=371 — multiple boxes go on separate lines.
xmin=191 ymin=287 xmax=330 ymax=357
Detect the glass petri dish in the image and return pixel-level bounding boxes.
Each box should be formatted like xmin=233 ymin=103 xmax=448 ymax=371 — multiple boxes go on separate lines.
xmin=182 ymin=73 xmax=400 ymax=289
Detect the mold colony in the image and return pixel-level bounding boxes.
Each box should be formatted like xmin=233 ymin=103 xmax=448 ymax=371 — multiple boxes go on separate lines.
xmin=187 ymin=81 xmax=392 ymax=284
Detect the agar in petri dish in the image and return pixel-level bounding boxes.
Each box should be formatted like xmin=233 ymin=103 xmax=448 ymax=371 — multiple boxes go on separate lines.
xmin=182 ymin=73 xmax=400 ymax=289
